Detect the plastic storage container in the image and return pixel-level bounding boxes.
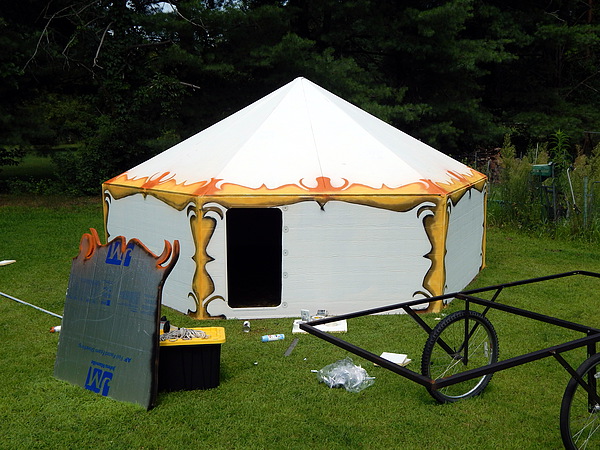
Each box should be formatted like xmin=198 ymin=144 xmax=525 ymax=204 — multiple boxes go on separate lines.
xmin=158 ymin=327 xmax=226 ymax=392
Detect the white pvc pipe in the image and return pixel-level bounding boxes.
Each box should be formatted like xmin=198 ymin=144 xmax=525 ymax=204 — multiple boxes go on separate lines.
xmin=0 ymin=291 xmax=63 ymax=319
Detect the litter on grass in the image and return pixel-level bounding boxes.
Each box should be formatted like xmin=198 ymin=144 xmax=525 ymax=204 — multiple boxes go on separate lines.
xmin=292 ymin=318 xmax=347 ymax=334
xmin=315 ymin=357 xmax=375 ymax=393
xmin=374 ymin=352 xmax=411 ymax=367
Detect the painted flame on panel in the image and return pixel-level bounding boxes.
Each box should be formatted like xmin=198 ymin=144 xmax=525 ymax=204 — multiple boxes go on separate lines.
xmin=103 ymin=169 xmax=487 ymax=318
xmin=105 ymin=168 xmax=485 ymax=199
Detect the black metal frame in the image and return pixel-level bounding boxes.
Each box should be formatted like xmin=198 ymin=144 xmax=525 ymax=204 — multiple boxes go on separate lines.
xmin=299 ymin=270 xmax=600 ymax=394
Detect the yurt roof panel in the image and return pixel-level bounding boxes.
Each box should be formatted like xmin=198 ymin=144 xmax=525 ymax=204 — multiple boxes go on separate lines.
xmin=106 ymin=78 xmax=485 ymax=196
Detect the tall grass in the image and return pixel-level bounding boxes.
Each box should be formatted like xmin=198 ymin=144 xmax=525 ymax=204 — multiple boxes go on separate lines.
xmin=488 ymin=134 xmax=600 ymax=243
xmin=1 ymin=195 xmax=599 ymax=448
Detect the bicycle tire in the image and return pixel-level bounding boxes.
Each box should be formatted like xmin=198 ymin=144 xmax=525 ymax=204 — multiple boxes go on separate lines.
xmin=421 ymin=310 xmax=499 ymax=403
xmin=560 ymin=352 xmax=600 ymax=449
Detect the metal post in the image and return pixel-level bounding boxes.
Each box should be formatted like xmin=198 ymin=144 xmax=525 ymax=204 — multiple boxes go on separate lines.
xmin=593 ymin=181 xmax=600 ymax=225
xmin=584 ymin=177 xmax=589 ymax=228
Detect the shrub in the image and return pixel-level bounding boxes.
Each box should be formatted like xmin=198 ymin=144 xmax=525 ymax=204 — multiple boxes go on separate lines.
xmin=489 ymin=133 xmax=600 ymax=242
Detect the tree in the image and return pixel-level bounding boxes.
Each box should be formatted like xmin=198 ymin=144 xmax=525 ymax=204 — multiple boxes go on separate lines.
xmin=0 ymin=10 xmax=37 ymax=167
xmin=485 ymin=0 xmax=600 ymax=146
xmin=21 ymin=0 xmax=199 ymax=191
xmin=281 ymin=0 xmax=516 ymax=153
xmin=3 ymin=0 xmax=599 ymax=193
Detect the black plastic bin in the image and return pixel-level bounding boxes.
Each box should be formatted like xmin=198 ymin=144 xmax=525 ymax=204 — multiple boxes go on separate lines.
xmin=158 ymin=327 xmax=225 ymax=392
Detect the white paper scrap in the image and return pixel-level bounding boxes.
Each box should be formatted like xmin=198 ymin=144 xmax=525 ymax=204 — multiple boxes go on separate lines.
xmin=292 ymin=318 xmax=347 ymax=334
xmin=375 ymin=352 xmax=411 ymax=367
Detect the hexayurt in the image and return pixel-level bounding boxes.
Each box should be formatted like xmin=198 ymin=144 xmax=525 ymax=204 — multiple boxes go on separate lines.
xmin=103 ymin=77 xmax=487 ymax=320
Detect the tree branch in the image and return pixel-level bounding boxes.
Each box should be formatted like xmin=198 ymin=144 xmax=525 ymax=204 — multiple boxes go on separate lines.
xmin=93 ymin=22 xmax=113 ymax=68
xmin=23 ymin=0 xmax=102 ymax=71
xmin=565 ymin=69 xmax=600 ymax=97
xmin=180 ymin=81 xmax=202 ymax=90
xmin=126 ymin=40 xmax=174 ymax=51
xmin=23 ymin=14 xmax=54 ymax=70
xmin=166 ymin=0 xmax=207 ymax=30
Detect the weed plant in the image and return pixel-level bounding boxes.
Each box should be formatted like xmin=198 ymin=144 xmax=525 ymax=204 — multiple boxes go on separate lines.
xmin=1 ymin=196 xmax=599 ymax=448
xmin=488 ymin=134 xmax=600 ymax=243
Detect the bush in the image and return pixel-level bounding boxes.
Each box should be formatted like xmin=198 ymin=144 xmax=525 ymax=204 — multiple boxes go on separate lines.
xmin=489 ymin=133 xmax=600 ymax=242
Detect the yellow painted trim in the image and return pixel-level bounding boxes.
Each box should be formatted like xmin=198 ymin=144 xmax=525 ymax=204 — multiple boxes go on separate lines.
xmin=103 ymin=175 xmax=488 ymax=319
xmin=423 ymin=196 xmax=449 ymax=313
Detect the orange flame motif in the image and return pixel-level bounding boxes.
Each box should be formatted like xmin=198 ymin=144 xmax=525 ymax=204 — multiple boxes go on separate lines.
xmin=103 ymin=168 xmax=487 ymax=319
xmin=105 ymin=168 xmax=485 ymax=199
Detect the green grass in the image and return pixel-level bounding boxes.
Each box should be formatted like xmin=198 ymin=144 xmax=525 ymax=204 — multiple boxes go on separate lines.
xmin=0 ymin=153 xmax=60 ymax=195
xmin=0 ymin=153 xmax=57 ymax=180
xmin=1 ymin=195 xmax=599 ymax=449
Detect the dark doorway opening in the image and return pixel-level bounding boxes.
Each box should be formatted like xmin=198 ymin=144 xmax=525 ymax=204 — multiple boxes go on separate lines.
xmin=226 ymin=208 xmax=282 ymax=308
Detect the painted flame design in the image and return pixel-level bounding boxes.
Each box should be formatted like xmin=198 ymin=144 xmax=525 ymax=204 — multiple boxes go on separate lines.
xmin=103 ymin=168 xmax=487 ymax=319
xmin=105 ymin=168 xmax=485 ymax=199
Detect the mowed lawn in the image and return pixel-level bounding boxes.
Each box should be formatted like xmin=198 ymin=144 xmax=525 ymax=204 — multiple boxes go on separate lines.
xmin=0 ymin=195 xmax=599 ymax=449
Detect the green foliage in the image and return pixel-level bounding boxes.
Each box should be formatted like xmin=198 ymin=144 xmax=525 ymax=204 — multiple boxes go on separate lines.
xmin=489 ymin=135 xmax=539 ymax=226
xmin=0 ymin=146 xmax=26 ymax=168
xmin=489 ymin=134 xmax=600 ymax=242
xmin=1 ymin=0 xmax=600 ymax=193
xmin=52 ymin=116 xmax=182 ymax=195
xmin=0 ymin=152 xmax=59 ymax=195
xmin=549 ymin=129 xmax=572 ymax=169
xmin=493 ymin=1 xmax=600 ymax=144
xmin=0 ymin=11 xmax=34 ymax=169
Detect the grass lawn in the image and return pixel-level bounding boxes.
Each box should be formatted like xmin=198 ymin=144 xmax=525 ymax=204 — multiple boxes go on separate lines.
xmin=0 ymin=153 xmax=57 ymax=180
xmin=0 ymin=153 xmax=60 ymax=195
xmin=0 ymin=195 xmax=599 ymax=449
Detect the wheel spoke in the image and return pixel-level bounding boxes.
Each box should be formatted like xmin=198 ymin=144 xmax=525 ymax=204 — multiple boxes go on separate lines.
xmin=561 ymin=353 xmax=600 ymax=449
xmin=571 ymin=407 xmax=600 ymax=448
xmin=421 ymin=310 xmax=498 ymax=403
xmin=434 ymin=355 xmax=464 ymax=380
xmin=573 ymin=417 xmax=598 ymax=448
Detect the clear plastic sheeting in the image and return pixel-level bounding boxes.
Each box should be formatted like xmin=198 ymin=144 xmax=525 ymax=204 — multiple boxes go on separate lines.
xmin=316 ymin=357 xmax=375 ymax=393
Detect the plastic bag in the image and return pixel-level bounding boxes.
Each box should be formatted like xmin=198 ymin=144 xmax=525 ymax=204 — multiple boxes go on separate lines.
xmin=316 ymin=357 xmax=375 ymax=393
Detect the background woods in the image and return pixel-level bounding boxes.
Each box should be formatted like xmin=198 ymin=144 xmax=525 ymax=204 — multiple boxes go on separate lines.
xmin=1 ymin=0 xmax=599 ymax=195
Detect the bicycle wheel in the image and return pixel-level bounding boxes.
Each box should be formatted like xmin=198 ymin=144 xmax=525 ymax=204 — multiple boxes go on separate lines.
xmin=421 ymin=310 xmax=499 ymax=403
xmin=560 ymin=353 xmax=600 ymax=449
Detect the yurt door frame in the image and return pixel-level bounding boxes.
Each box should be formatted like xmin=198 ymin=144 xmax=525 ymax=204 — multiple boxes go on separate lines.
xmin=225 ymin=207 xmax=283 ymax=308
